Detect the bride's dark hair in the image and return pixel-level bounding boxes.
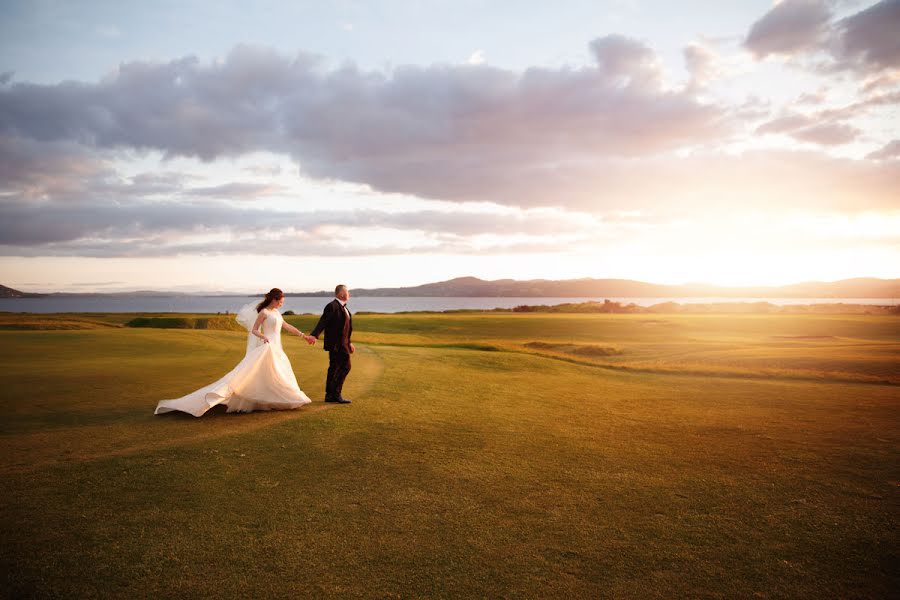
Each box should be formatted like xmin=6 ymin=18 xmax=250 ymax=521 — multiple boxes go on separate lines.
xmin=256 ymin=288 xmax=284 ymax=312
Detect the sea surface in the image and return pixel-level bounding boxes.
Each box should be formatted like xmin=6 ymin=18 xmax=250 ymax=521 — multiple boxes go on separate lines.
xmin=0 ymin=296 xmax=894 ymax=314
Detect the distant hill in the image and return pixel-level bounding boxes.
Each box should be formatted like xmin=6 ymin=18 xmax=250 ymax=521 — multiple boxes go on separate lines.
xmin=289 ymin=276 xmax=900 ymax=298
xmin=0 ymin=285 xmax=47 ymax=298
xmin=4 ymin=277 xmax=899 ymax=299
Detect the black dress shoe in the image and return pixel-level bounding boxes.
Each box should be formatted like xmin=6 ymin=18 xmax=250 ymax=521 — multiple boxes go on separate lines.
xmin=325 ymin=396 xmax=351 ymax=404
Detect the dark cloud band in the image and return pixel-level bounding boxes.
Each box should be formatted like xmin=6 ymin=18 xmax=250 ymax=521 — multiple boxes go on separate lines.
xmin=0 ymin=37 xmax=732 ymax=208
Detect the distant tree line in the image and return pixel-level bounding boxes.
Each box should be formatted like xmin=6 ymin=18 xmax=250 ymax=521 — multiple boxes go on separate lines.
xmin=506 ymin=299 xmax=900 ymax=315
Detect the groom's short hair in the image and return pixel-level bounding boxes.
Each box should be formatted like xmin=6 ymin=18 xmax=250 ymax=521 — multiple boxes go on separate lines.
xmin=335 ymin=284 xmax=348 ymax=296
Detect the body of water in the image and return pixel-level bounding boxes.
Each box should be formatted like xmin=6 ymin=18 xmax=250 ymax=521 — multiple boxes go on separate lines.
xmin=0 ymin=296 xmax=895 ymax=314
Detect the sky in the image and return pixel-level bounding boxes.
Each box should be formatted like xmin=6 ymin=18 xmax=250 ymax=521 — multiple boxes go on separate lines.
xmin=0 ymin=0 xmax=898 ymax=293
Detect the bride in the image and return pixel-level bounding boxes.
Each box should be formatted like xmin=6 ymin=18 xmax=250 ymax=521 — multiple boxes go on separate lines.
xmin=154 ymin=288 xmax=316 ymax=417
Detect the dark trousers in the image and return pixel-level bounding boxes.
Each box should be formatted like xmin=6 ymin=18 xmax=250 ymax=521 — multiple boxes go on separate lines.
xmin=326 ymin=349 xmax=352 ymax=399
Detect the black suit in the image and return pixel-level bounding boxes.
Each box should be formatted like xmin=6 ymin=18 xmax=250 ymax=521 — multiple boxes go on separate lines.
xmin=310 ymin=299 xmax=353 ymax=400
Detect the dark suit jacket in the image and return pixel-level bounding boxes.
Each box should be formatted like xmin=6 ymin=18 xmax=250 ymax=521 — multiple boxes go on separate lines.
xmin=310 ymin=299 xmax=352 ymax=352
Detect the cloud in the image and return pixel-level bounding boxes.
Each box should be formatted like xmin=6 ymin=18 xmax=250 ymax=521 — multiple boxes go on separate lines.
xmin=1 ymin=141 xmax=896 ymax=261
xmin=755 ymin=111 xmax=860 ymax=145
xmin=745 ymin=0 xmax=900 ymax=78
xmin=0 ymin=34 xmax=896 ymax=262
xmin=2 ymin=131 xmax=698 ymax=258
xmin=500 ymin=148 xmax=900 ymax=213
xmin=467 ymin=50 xmax=485 ymax=65
xmin=0 ymin=46 xmax=321 ymax=160
xmin=756 ymin=113 xmax=817 ymax=134
xmin=788 ymin=121 xmax=861 ymax=144
xmin=0 ymin=39 xmax=734 ymax=210
xmin=829 ymin=0 xmax=900 ymax=72
xmin=0 ymin=183 xmax=605 ymax=256
xmin=866 ymin=139 xmax=900 ymax=159
xmin=0 ymin=135 xmax=114 ymax=199
xmin=242 ymin=163 xmax=283 ymax=176
xmin=754 ymin=87 xmax=898 ymax=146
xmin=744 ymin=0 xmax=832 ymax=58
xmin=861 ymin=70 xmax=900 ymax=92
xmin=0 ymin=135 xmax=286 ymax=203
xmin=793 ymin=87 xmax=829 ymax=104
xmin=817 ymin=88 xmax=900 ymax=118
xmin=126 ymin=171 xmax=195 ymax=195
xmin=683 ymin=42 xmax=719 ymax=93
xmin=182 ymin=182 xmax=287 ymax=199
xmin=589 ymin=34 xmax=665 ymax=91
xmin=3 ymin=124 xmax=898 ymax=261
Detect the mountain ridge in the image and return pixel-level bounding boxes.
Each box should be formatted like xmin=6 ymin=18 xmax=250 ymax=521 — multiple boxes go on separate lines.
xmin=289 ymin=276 xmax=900 ymax=298
xmin=0 ymin=284 xmax=48 ymax=298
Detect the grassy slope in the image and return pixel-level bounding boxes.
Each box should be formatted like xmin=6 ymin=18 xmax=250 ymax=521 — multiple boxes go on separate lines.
xmin=292 ymin=313 xmax=900 ymax=384
xmin=1 ymin=314 xmax=898 ymax=598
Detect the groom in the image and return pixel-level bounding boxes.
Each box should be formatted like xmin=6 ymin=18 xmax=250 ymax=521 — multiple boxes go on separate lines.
xmin=309 ymin=284 xmax=354 ymax=404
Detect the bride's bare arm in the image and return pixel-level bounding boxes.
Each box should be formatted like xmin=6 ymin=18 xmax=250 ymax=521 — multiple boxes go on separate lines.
xmin=283 ymin=320 xmax=316 ymax=345
xmin=251 ymin=312 xmax=269 ymax=343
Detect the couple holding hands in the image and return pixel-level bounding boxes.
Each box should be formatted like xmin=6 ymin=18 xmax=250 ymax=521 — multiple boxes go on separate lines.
xmin=155 ymin=285 xmax=355 ymax=417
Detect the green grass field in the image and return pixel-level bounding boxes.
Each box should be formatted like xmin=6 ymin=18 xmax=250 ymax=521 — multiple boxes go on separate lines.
xmin=1 ymin=312 xmax=898 ymax=598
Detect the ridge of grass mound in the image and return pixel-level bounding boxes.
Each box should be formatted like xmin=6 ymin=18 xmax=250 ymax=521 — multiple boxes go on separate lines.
xmin=524 ymin=340 xmax=622 ymax=357
xmin=125 ymin=316 xmax=245 ymax=331
xmin=0 ymin=315 xmax=123 ymax=330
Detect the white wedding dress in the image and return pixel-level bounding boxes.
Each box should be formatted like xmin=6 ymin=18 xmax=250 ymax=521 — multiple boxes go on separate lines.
xmin=154 ymin=304 xmax=312 ymax=417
